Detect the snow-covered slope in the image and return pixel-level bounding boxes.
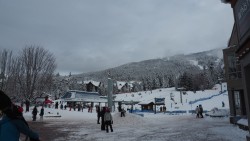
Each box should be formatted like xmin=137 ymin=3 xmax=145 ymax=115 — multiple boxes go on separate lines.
xmin=114 ymin=83 xmax=228 ymax=112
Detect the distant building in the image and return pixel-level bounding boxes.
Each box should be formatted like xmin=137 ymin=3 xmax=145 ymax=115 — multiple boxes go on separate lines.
xmin=115 ymin=81 xmax=130 ymax=93
xmin=114 ymin=81 xmax=141 ymax=94
xmin=222 ymin=0 xmax=250 ymax=140
xmin=223 ymin=23 xmax=246 ymax=124
xmin=60 ymin=90 xmax=106 ymax=107
xmin=83 ymin=80 xmax=102 ymax=92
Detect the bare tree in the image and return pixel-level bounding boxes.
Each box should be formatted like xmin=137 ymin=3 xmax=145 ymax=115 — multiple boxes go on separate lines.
xmin=0 ymin=49 xmax=13 ymax=90
xmin=14 ymin=46 xmax=56 ymax=101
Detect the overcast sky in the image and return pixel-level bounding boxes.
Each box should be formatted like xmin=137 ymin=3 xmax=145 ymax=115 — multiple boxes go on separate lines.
xmin=0 ymin=0 xmax=234 ymax=75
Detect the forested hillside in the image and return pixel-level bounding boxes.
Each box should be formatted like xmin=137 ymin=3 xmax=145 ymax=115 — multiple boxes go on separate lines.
xmin=74 ymin=48 xmax=224 ymax=92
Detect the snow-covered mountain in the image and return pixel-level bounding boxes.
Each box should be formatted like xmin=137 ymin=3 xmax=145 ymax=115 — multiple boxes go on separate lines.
xmin=74 ymin=48 xmax=224 ymax=85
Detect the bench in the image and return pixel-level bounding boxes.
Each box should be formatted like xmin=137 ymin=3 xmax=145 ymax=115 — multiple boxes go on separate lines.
xmin=44 ymin=115 xmax=62 ymax=118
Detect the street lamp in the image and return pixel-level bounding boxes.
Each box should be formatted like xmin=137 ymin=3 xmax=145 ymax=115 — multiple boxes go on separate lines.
xmin=177 ymin=87 xmax=185 ymax=104
xmin=218 ymin=78 xmax=223 ymax=93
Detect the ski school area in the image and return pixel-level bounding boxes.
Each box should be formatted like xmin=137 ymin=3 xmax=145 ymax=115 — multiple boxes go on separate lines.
xmin=27 ymin=83 xmax=229 ymax=119
xmin=18 ymin=83 xmax=250 ymax=141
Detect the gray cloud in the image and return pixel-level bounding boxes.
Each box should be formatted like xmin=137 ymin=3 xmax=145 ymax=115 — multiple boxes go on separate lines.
xmin=0 ymin=0 xmax=234 ymax=75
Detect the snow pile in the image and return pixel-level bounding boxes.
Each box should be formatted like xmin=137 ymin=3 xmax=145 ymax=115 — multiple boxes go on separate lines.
xmin=205 ymin=107 xmax=229 ymax=117
xmin=237 ymin=119 xmax=248 ymax=127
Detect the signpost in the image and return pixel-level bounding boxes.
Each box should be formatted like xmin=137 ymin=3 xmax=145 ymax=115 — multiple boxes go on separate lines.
xmin=177 ymin=87 xmax=185 ymax=104
xmin=218 ymin=78 xmax=223 ymax=93
xmin=107 ymin=78 xmax=113 ymax=111
xmin=154 ymin=98 xmax=165 ymax=114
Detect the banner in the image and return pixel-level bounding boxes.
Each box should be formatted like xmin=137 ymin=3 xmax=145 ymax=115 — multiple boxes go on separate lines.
xmin=155 ymin=98 xmax=165 ymax=105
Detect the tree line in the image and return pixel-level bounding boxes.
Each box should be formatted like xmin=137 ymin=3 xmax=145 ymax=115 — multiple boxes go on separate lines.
xmin=0 ymin=46 xmax=56 ymax=102
xmin=1 ymin=46 xmax=224 ymax=101
xmin=76 ymin=53 xmax=225 ymax=94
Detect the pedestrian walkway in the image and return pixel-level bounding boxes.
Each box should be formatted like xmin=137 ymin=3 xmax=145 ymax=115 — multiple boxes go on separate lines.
xmin=21 ymin=113 xmax=248 ymax=141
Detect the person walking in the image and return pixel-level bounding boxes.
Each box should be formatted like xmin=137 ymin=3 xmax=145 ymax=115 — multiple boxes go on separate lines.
xmin=104 ymin=108 xmax=113 ymax=133
xmin=0 ymin=90 xmax=40 ymax=141
xmin=39 ymin=106 xmax=44 ymax=121
xmin=60 ymin=104 xmax=63 ymax=110
xmin=195 ymin=106 xmax=199 ymax=118
xmin=55 ymin=102 xmax=59 ymax=109
xmin=100 ymin=107 xmax=106 ymax=130
xmin=96 ymin=106 xmax=101 ymax=124
xmin=199 ymin=105 xmax=204 ymax=118
xmin=32 ymin=106 xmax=38 ymax=121
xmin=163 ymin=106 xmax=167 ymax=114
xmin=25 ymin=100 xmax=30 ymax=112
xmin=120 ymin=108 xmax=126 ymax=117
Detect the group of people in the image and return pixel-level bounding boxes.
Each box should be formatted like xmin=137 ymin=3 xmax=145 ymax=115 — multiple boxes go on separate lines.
xmin=32 ymin=106 xmax=44 ymax=121
xmin=195 ymin=104 xmax=204 ymax=118
xmin=0 ymin=90 xmax=40 ymax=141
xmin=96 ymin=106 xmax=113 ymax=133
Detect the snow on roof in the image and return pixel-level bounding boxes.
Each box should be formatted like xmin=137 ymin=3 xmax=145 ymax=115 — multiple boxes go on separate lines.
xmin=59 ymin=90 xmax=106 ymax=103
xmin=83 ymin=80 xmax=100 ymax=87
xmin=116 ymin=81 xmax=127 ymax=90
xmin=116 ymin=81 xmax=137 ymax=89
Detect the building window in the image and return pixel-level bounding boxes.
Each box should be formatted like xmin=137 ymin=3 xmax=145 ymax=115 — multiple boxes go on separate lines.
xmin=234 ymin=91 xmax=240 ymax=110
xmin=227 ymin=53 xmax=241 ymax=79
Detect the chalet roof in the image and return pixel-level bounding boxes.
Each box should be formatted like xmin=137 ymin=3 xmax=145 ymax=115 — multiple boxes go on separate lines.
xmin=83 ymin=80 xmax=100 ymax=87
xmin=138 ymin=98 xmax=165 ymax=105
xmin=116 ymin=81 xmax=137 ymax=90
xmin=116 ymin=81 xmax=127 ymax=89
xmin=60 ymin=90 xmax=106 ymax=103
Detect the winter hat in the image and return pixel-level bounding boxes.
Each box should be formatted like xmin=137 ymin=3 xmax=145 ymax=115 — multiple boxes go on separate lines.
xmin=0 ymin=90 xmax=12 ymax=110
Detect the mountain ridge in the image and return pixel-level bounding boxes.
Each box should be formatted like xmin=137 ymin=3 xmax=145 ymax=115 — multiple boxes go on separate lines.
xmin=73 ymin=48 xmax=224 ymax=85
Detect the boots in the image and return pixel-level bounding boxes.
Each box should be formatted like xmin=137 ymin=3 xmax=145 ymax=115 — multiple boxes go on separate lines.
xmin=110 ymin=125 xmax=113 ymax=132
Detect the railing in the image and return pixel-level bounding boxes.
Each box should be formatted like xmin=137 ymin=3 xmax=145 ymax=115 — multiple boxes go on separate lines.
xmin=189 ymin=90 xmax=227 ymax=105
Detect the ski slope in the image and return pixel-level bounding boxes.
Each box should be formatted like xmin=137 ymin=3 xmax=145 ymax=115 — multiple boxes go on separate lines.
xmin=115 ymin=83 xmax=228 ymax=112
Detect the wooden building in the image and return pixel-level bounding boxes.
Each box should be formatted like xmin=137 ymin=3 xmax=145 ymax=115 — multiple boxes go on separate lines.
xmin=223 ymin=0 xmax=250 ymax=140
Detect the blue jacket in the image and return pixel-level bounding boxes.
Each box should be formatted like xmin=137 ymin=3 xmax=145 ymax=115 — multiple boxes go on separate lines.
xmin=0 ymin=115 xmax=39 ymax=141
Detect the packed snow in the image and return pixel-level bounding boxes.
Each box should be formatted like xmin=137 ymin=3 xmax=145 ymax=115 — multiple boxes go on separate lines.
xmin=21 ymin=83 xmax=249 ymax=141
